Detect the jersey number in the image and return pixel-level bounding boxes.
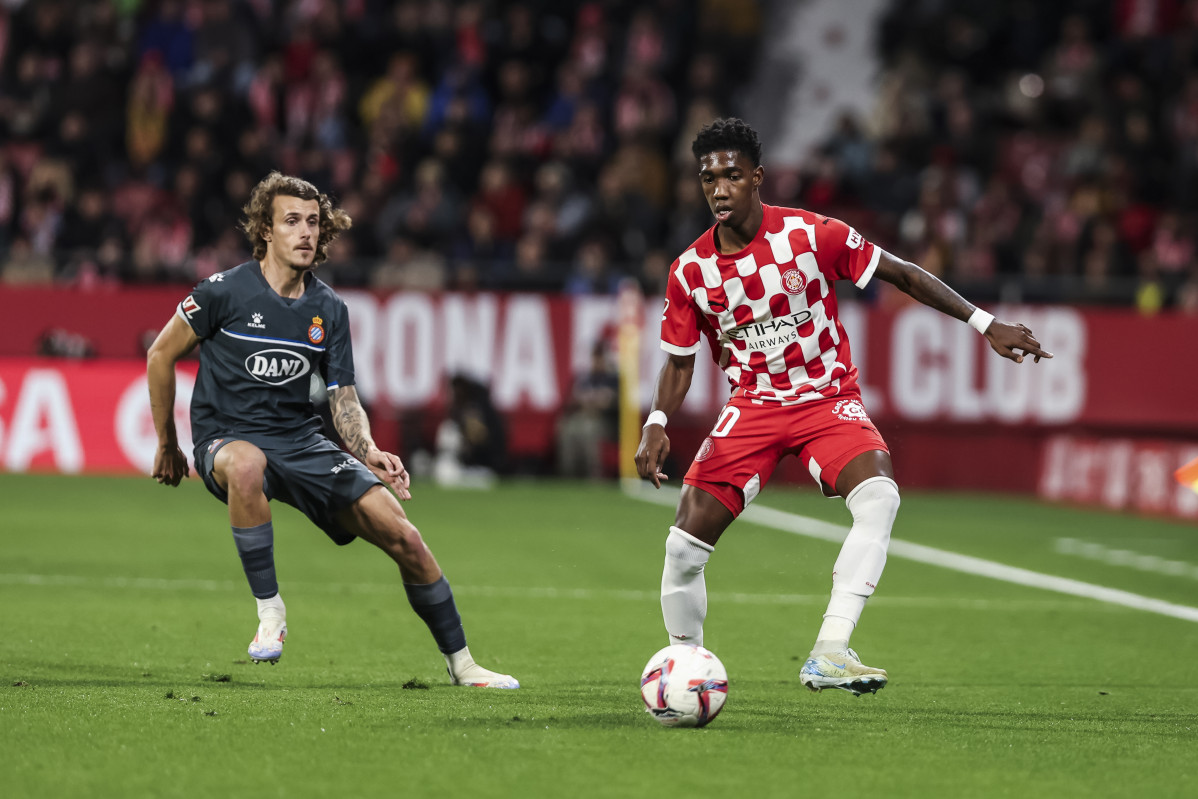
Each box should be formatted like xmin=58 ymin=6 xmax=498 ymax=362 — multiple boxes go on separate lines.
xmin=711 ymin=406 xmax=741 ymax=438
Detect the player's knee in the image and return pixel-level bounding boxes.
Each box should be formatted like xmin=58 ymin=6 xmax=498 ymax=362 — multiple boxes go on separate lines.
xmin=222 ymin=455 xmax=266 ymax=497
xmin=382 ymin=519 xmax=430 ymax=563
xmin=845 ymin=476 xmax=900 ymax=528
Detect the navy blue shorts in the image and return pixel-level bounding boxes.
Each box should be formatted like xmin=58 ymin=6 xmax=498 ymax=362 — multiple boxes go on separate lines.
xmin=195 ymin=436 xmax=382 ymax=546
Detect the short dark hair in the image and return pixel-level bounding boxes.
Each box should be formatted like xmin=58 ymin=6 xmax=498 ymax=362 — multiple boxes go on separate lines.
xmin=691 ymin=117 xmax=762 ymax=166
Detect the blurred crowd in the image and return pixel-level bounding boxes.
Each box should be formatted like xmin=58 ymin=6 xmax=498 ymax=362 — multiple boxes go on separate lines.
xmin=789 ymin=0 xmax=1198 ymax=312
xmin=1 ymin=0 xmax=1196 ymax=312
xmin=0 ymin=0 xmax=757 ymax=294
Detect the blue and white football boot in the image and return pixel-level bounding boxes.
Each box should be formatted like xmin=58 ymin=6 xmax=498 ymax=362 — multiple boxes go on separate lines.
xmin=800 ymin=647 xmax=887 ymax=695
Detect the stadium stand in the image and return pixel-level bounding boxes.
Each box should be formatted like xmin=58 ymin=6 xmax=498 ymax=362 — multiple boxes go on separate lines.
xmin=0 ymin=0 xmax=1195 ymax=311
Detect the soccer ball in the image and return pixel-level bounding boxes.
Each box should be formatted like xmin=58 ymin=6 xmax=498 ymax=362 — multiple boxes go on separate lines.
xmin=640 ymin=644 xmax=728 ymax=728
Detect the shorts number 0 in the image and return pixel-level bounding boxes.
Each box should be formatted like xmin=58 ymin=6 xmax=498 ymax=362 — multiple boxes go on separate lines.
xmin=711 ymin=406 xmax=741 ymax=438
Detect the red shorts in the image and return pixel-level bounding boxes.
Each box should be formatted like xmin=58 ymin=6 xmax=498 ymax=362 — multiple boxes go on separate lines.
xmin=683 ymin=391 xmax=888 ymax=517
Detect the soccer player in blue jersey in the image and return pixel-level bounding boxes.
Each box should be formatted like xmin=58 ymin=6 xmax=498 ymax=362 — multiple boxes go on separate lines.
xmin=146 ymin=172 xmax=517 ymax=688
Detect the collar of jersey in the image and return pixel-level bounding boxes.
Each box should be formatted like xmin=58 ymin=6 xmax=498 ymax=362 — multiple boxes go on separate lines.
xmin=249 ymin=259 xmax=317 ymax=304
xmin=708 ymin=203 xmax=771 ymax=259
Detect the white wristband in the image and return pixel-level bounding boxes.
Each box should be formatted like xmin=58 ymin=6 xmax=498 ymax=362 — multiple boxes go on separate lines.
xmin=967 ymin=308 xmax=995 ymax=334
xmin=643 ymin=410 xmax=668 ymax=429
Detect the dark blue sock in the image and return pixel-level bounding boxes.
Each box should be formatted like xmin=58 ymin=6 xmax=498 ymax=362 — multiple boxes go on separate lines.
xmin=404 ymin=576 xmax=467 ymax=654
xmin=231 ymin=522 xmax=278 ymax=599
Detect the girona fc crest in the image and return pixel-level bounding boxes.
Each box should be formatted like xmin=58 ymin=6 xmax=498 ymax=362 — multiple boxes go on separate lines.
xmin=695 ymin=437 xmax=716 ymax=462
xmin=833 ymin=399 xmax=869 ymax=421
xmin=781 ymin=268 xmax=808 ymax=295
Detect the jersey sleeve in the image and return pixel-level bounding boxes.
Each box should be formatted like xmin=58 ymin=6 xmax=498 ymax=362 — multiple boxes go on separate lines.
xmin=813 ymin=215 xmax=881 ymax=289
xmin=323 ymin=298 xmax=356 ymax=390
xmin=176 ymin=275 xmax=226 ymax=340
xmin=660 ymin=262 xmax=703 ymax=356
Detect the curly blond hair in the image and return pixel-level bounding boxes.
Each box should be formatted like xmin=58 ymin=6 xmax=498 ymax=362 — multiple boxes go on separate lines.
xmin=240 ymin=171 xmax=352 ymax=264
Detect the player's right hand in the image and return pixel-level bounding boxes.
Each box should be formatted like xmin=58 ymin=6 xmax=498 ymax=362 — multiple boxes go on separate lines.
xmin=152 ymin=444 xmax=189 ymax=487
xmin=635 ymin=426 xmax=670 ymax=489
xmin=365 ymin=448 xmax=412 ymax=501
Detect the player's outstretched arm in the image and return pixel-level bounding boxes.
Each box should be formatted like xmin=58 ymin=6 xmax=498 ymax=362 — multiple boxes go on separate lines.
xmin=146 ymin=315 xmax=199 ymax=486
xmin=874 ymin=250 xmax=1053 ymax=364
xmin=635 ymin=353 xmax=696 ymax=489
xmin=329 ymin=385 xmax=411 ymax=500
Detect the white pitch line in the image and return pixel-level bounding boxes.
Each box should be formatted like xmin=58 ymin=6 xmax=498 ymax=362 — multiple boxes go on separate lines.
xmin=1054 ymin=537 xmax=1198 ymax=581
xmin=1 ymin=573 xmax=242 ymax=592
xmin=623 ymin=483 xmax=1198 ymax=624
xmin=0 ymin=573 xmax=1122 ymax=612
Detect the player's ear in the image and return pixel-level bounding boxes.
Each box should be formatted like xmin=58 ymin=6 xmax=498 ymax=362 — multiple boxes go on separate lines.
xmin=753 ymin=165 xmax=764 ymax=187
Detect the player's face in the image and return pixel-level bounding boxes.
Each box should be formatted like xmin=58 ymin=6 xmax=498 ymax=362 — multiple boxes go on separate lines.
xmin=698 ymin=150 xmax=763 ymax=229
xmin=264 ymin=196 xmax=321 ymax=270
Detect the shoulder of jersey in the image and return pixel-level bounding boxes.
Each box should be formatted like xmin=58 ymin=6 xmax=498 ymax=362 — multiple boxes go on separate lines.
xmin=201 ymin=261 xmax=255 ymax=290
xmin=307 ymin=275 xmax=346 ymax=311
xmin=679 ymin=224 xmax=717 ymax=262
xmin=775 ymin=204 xmax=822 ymax=225
xmin=307 ymin=272 xmax=337 ymax=296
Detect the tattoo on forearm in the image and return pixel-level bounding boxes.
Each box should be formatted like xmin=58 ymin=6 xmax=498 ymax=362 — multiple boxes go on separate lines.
xmin=330 ymin=387 xmax=373 ymax=461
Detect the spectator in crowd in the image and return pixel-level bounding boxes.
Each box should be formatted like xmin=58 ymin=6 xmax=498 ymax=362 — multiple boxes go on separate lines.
xmin=371 ymin=235 xmax=448 ymax=292
xmin=564 ymin=236 xmax=621 ymax=295
xmin=557 ymin=340 xmax=620 ymax=479
xmin=1 ymin=236 xmax=54 ymax=284
xmin=375 ymin=157 xmax=462 ymax=250
xmin=506 ymin=232 xmax=560 ymax=291
xmin=433 ymin=374 xmax=507 ymax=488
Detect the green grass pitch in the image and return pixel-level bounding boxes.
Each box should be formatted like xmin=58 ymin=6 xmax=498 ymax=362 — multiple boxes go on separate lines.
xmin=2 ymin=473 xmax=1196 ymax=798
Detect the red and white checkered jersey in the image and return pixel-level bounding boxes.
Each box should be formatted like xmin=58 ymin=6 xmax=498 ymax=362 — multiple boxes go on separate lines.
xmin=661 ymin=204 xmax=880 ymax=403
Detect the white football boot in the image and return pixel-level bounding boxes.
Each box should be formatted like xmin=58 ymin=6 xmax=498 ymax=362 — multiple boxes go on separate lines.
xmin=248 ymin=609 xmax=287 ymax=664
xmin=799 ymin=647 xmax=888 ymax=695
xmin=445 ymin=647 xmax=519 ymax=689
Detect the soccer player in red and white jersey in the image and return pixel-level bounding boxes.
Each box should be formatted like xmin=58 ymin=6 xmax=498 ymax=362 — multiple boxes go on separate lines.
xmin=635 ymin=118 xmax=1052 ymax=695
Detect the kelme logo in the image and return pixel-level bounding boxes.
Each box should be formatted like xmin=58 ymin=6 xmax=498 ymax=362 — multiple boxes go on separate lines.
xmin=244 ymin=349 xmax=312 ymax=385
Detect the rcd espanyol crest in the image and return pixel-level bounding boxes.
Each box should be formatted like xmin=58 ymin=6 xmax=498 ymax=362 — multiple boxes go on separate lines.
xmin=308 ymin=316 xmax=325 ymax=344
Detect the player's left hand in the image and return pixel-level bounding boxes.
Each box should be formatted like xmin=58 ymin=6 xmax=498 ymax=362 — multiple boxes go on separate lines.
xmin=984 ymin=321 xmax=1053 ymax=364
xmin=365 ymin=448 xmax=412 ymax=500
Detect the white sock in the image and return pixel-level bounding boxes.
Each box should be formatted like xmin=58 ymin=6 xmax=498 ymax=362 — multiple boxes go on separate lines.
xmin=814 ymin=593 xmax=863 ymax=653
xmin=255 ymin=593 xmax=285 ymax=620
xmin=815 ymin=477 xmax=900 ymax=650
xmin=444 ymin=645 xmax=474 ymax=676
xmin=661 ymin=526 xmax=714 ymax=646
